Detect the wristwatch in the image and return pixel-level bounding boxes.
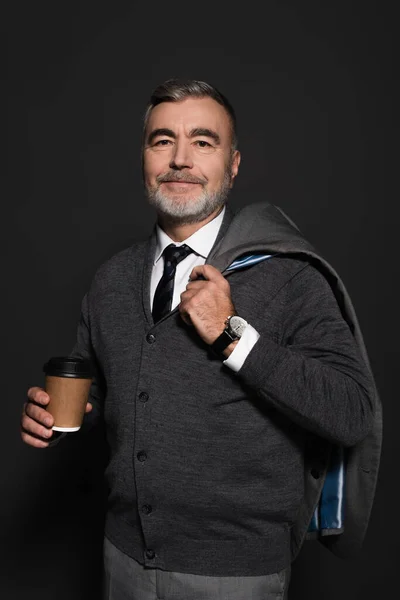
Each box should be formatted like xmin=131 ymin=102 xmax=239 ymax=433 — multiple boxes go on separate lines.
xmin=210 ymin=315 xmax=248 ymax=359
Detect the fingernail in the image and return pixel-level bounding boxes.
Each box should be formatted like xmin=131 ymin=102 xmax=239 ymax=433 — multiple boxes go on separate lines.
xmin=45 ymin=418 xmax=52 ymax=426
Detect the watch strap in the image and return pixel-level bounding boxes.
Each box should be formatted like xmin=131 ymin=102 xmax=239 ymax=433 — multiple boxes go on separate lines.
xmin=210 ymin=328 xmax=237 ymax=358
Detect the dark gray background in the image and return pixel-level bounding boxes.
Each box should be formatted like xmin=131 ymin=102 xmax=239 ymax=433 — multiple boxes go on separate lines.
xmin=4 ymin=1 xmax=396 ymax=598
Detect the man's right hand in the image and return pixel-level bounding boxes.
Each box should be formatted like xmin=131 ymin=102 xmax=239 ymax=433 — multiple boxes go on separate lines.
xmin=20 ymin=387 xmax=93 ymax=448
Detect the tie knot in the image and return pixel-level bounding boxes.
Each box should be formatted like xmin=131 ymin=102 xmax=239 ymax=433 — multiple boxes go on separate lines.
xmin=163 ymin=243 xmax=193 ymax=266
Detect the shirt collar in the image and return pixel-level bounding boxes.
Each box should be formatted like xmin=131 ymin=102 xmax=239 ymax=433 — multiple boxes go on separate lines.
xmin=154 ymin=206 xmax=226 ymax=265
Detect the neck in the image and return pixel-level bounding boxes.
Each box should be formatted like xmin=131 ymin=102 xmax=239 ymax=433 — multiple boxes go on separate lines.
xmin=157 ymin=206 xmax=224 ymax=242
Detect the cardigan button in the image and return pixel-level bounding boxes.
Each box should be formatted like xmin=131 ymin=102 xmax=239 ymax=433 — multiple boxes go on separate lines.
xmin=146 ymin=333 xmax=156 ymax=344
xmin=145 ymin=549 xmax=155 ymax=559
xmin=139 ymin=392 xmax=149 ymax=403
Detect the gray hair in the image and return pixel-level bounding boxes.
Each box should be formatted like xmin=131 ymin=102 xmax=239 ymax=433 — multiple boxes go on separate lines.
xmin=142 ymin=79 xmax=238 ymax=152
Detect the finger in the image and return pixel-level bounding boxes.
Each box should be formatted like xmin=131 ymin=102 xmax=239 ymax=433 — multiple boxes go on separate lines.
xmin=85 ymin=402 xmax=93 ymax=413
xmin=180 ymin=288 xmax=198 ymax=303
xmin=21 ymin=430 xmax=50 ymax=449
xmin=27 ymin=387 xmax=50 ymax=405
xmin=178 ymin=295 xmax=193 ymax=323
xmin=21 ymin=412 xmax=54 ymax=440
xmin=179 ymin=309 xmax=193 ymax=326
xmin=185 ymin=280 xmax=207 ymax=291
xmin=25 ymin=402 xmax=54 ymax=427
xmin=189 ymin=264 xmax=223 ymax=282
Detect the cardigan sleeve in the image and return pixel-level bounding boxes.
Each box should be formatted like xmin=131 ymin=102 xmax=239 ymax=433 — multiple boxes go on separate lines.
xmin=47 ymin=293 xmax=105 ymax=447
xmin=237 ymin=263 xmax=376 ymax=447
xmin=70 ymin=293 xmax=106 ymax=432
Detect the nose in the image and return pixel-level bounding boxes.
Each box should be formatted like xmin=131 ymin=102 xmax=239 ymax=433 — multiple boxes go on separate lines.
xmin=169 ymin=140 xmax=193 ymax=170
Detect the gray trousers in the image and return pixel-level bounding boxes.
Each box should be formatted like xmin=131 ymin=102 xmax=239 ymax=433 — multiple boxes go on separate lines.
xmin=103 ymin=537 xmax=291 ymax=600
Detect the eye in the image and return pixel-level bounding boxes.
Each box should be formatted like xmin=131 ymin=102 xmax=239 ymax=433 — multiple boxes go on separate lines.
xmin=154 ymin=139 xmax=173 ymax=146
xmin=194 ymin=140 xmax=212 ymax=148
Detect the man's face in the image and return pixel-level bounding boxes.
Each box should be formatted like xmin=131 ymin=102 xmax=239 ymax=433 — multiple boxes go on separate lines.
xmin=143 ymin=97 xmax=240 ymax=225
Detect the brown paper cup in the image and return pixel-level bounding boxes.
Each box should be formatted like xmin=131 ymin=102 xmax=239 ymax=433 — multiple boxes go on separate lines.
xmin=45 ymin=375 xmax=92 ymax=431
xmin=43 ymin=356 xmax=93 ymax=432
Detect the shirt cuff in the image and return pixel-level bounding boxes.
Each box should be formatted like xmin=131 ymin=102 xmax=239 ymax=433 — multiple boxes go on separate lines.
xmin=223 ymin=324 xmax=260 ymax=372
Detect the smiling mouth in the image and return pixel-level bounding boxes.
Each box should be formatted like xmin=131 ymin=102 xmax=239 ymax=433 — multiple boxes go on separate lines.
xmin=162 ymin=179 xmax=202 ymax=184
xmin=157 ymin=173 xmax=206 ymax=186
xmin=161 ymin=181 xmax=202 ymax=189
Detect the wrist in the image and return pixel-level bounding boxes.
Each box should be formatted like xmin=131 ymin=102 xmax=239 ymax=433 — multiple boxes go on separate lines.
xmin=222 ymin=339 xmax=240 ymax=359
xmin=210 ymin=314 xmax=248 ymax=360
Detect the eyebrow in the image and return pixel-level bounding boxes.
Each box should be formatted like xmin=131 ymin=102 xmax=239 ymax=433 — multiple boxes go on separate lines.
xmin=147 ymin=128 xmax=175 ymax=145
xmin=189 ymin=128 xmax=221 ymax=145
xmin=146 ymin=127 xmax=221 ymax=145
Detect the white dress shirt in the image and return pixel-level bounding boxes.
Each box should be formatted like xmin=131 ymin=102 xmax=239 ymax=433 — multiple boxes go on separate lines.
xmin=150 ymin=207 xmax=260 ymax=372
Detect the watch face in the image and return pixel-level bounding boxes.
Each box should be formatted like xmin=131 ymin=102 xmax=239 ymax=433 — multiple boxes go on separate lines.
xmin=228 ymin=316 xmax=247 ymax=337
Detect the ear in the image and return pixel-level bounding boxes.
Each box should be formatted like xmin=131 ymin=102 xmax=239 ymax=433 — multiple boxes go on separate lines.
xmin=230 ymin=150 xmax=241 ymax=186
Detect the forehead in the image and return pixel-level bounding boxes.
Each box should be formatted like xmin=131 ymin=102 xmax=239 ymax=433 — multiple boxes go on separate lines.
xmin=146 ymin=97 xmax=231 ymax=140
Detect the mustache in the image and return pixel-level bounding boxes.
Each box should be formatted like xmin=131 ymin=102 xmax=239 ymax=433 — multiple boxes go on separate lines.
xmin=156 ymin=172 xmax=207 ymax=185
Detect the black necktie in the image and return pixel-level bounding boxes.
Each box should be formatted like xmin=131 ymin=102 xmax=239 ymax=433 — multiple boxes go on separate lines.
xmin=152 ymin=244 xmax=193 ymax=323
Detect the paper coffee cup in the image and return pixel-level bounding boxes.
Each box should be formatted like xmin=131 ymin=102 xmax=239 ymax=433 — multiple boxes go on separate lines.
xmin=43 ymin=356 xmax=93 ymax=432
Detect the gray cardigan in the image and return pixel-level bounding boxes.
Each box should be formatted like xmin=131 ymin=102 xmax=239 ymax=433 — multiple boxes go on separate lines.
xmin=71 ymin=201 xmax=380 ymax=575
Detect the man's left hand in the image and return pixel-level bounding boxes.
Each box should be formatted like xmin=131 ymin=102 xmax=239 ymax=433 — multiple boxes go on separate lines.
xmin=179 ymin=264 xmax=235 ymax=346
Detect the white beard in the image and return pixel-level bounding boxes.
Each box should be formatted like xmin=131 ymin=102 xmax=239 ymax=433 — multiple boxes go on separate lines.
xmin=146 ymin=171 xmax=232 ymax=226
